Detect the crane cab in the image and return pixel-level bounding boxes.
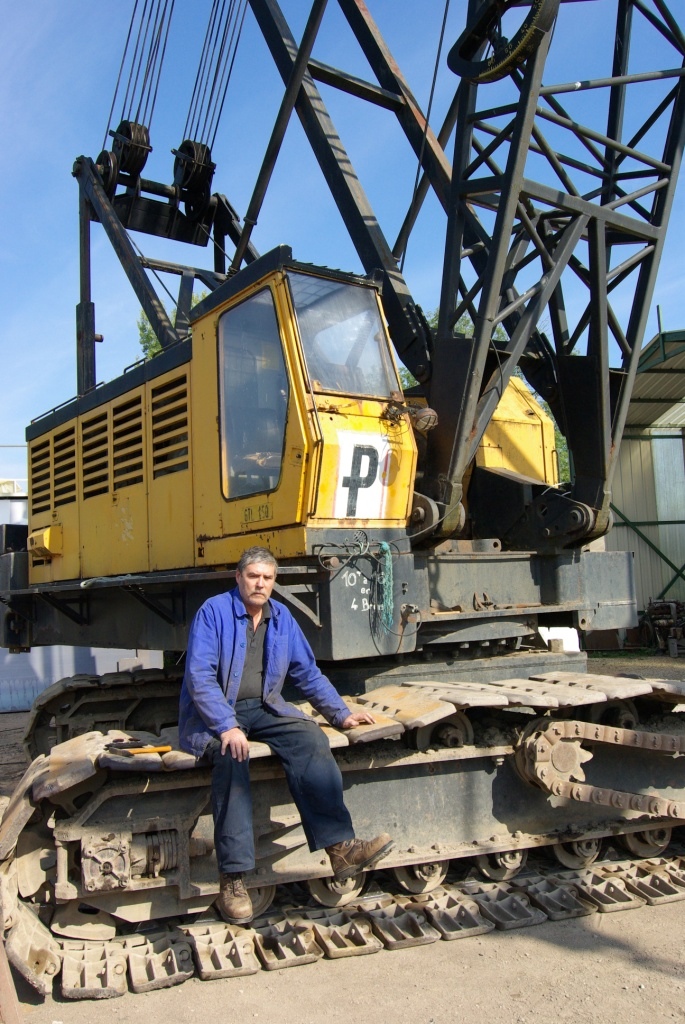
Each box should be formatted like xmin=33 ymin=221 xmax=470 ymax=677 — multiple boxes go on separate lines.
xmin=26 ymin=246 xmax=417 ymax=584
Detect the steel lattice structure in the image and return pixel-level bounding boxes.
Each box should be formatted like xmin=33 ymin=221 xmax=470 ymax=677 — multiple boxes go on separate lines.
xmin=76 ymin=0 xmax=685 ymax=549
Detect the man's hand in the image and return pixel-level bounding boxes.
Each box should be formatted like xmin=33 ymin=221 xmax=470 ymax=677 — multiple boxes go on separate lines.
xmin=220 ymin=727 xmax=250 ymax=761
xmin=341 ymin=711 xmax=376 ymax=729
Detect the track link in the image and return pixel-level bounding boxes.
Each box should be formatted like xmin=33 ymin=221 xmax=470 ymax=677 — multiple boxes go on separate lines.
xmin=8 ymin=845 xmax=685 ymax=998
xmin=5 ymin=666 xmax=685 ymax=999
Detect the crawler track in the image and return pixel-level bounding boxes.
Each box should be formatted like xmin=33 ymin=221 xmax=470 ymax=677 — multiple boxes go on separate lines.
xmin=3 ymin=668 xmax=685 ymax=999
xmin=7 ymin=846 xmax=685 ymax=999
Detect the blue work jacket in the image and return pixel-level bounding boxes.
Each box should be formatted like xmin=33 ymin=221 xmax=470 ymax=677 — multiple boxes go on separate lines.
xmin=179 ymin=587 xmax=351 ymax=757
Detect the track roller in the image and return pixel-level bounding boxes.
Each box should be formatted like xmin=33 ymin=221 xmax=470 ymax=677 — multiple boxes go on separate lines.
xmin=618 ymin=827 xmax=672 ymax=859
xmin=475 ymin=849 xmax=528 ymax=881
xmin=306 ymin=873 xmax=365 ymax=907
xmin=249 ymin=884 xmax=277 ymax=918
xmin=551 ymin=838 xmax=602 ymax=870
xmin=389 ymin=862 xmax=448 ymax=894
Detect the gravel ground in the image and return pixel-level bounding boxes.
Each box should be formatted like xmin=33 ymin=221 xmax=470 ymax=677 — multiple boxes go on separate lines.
xmin=586 ymin=650 xmax=685 ymax=682
xmin=14 ymin=897 xmax=685 ymax=1024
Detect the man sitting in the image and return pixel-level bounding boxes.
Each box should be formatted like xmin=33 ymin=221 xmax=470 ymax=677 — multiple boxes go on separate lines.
xmin=179 ymin=545 xmax=393 ymax=923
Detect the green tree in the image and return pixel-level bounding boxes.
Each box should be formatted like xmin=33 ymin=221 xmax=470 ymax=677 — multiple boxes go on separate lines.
xmin=138 ymin=309 xmax=162 ymax=359
xmin=532 ymin=390 xmax=570 ymax=482
xmin=398 ymin=310 xmax=476 ymax=390
xmin=138 ymin=290 xmax=208 ymax=359
xmin=398 ymin=365 xmax=418 ymax=390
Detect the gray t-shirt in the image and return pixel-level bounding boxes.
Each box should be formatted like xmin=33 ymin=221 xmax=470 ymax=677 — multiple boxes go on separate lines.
xmin=236 ymin=600 xmax=271 ymax=700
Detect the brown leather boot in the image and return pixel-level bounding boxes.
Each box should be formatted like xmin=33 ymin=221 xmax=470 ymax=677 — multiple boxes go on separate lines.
xmin=216 ymin=872 xmax=253 ymax=924
xmin=326 ymin=833 xmax=394 ymax=880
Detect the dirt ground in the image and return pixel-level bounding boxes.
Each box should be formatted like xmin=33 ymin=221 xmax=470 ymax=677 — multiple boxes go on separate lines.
xmin=5 ymin=650 xmax=685 ymax=1024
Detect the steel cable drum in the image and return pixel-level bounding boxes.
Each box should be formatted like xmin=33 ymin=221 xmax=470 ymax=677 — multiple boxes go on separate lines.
xmin=447 ymin=0 xmax=560 ymax=83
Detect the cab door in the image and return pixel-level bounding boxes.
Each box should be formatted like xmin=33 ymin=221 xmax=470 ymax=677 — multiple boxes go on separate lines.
xmin=192 ymin=280 xmax=311 ymax=565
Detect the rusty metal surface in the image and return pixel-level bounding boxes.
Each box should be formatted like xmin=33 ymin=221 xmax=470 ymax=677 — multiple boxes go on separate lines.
xmin=60 ymin=940 xmax=128 ymax=999
xmin=613 ymin=865 xmax=685 ymax=906
xmin=7 ymin=847 xmax=685 ymax=998
xmin=253 ymin=920 xmax=323 ymax=969
xmin=554 ymin=873 xmax=646 ymax=913
xmin=284 ymin=908 xmax=383 ymax=958
xmin=4 ymin=664 xmax=685 ymax=998
xmin=399 ymin=681 xmax=510 ymax=708
xmin=508 ymin=876 xmax=595 ymax=921
xmin=643 ymin=679 xmax=685 ymax=699
xmin=531 ymin=671 xmax=656 ymax=700
xmin=363 ymin=901 xmax=441 ymax=949
xmin=398 ymin=891 xmax=495 ymax=940
xmin=0 ymin=757 xmax=48 ymax=861
xmin=518 ymin=718 xmax=685 ymax=819
xmin=461 ymin=886 xmax=547 ymax=931
xmin=114 ymin=929 xmax=194 ymax=992
xmin=0 ymin=929 xmax=23 ymax=1024
xmin=354 ymin=685 xmax=457 ymax=728
xmin=5 ymin=901 xmax=61 ymax=995
xmin=183 ymin=922 xmax=260 ymax=979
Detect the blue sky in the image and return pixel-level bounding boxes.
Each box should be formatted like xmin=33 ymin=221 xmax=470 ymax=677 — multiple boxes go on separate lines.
xmin=2 ymin=1 xmax=684 ymax=485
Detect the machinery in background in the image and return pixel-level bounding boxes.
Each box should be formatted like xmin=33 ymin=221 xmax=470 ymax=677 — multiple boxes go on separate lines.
xmin=642 ymin=600 xmax=685 ymax=656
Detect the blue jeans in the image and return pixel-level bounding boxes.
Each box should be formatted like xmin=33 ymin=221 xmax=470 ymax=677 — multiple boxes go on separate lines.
xmin=206 ymin=698 xmax=354 ymax=874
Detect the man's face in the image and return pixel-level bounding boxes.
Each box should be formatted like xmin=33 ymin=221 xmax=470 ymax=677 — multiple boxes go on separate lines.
xmin=236 ymin=561 xmax=276 ymax=610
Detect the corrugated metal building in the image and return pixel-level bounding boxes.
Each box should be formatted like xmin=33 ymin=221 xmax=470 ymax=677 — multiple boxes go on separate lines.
xmin=605 ymin=330 xmax=685 ymax=612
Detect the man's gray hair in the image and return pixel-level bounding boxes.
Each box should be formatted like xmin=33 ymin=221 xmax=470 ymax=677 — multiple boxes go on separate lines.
xmin=237 ymin=547 xmax=279 ymax=575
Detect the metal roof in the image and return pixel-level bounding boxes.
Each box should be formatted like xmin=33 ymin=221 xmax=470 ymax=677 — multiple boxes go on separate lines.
xmin=626 ymin=329 xmax=685 ymax=429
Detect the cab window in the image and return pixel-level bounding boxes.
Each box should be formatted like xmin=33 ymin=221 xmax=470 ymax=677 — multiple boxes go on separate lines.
xmin=287 ymin=272 xmax=398 ymax=397
xmin=218 ymin=288 xmax=289 ymax=499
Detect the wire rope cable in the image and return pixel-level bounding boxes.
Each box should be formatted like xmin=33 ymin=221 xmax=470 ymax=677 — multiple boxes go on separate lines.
xmin=400 ymin=0 xmax=451 ymax=273
xmin=138 ymin=0 xmax=176 ymax=127
xmin=188 ymin=0 xmax=230 ymax=141
xmin=183 ymin=0 xmax=248 ymax=147
xmin=102 ymin=0 xmax=139 ymax=152
xmin=103 ymin=0 xmax=176 ymax=146
xmin=120 ymin=0 xmax=154 ymax=123
xmin=184 ymin=0 xmax=223 ymax=140
xmin=208 ymin=1 xmax=248 ymax=149
xmin=127 ymin=234 xmax=180 ymax=314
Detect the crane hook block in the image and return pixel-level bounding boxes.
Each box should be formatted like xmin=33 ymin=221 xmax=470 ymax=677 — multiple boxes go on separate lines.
xmin=448 ymin=0 xmax=560 ymax=84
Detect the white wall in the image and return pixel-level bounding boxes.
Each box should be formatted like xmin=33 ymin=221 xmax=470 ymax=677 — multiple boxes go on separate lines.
xmin=0 ymin=646 xmax=164 ymax=712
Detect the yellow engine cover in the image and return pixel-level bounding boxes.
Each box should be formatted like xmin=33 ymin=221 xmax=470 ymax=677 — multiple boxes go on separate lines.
xmin=478 ymin=376 xmax=558 ymax=485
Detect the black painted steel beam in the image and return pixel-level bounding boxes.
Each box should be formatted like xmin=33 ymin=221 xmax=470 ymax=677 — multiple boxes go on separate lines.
xmin=74 ymin=156 xmax=181 ymax=387
xmin=247 ymin=0 xmax=433 ymax=380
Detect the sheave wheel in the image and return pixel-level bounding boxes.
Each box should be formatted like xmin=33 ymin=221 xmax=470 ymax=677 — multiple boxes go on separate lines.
xmin=552 ymin=838 xmax=602 ymax=870
xmin=306 ymin=872 xmax=365 ymax=907
xmin=618 ymin=827 xmax=672 ymax=859
xmin=249 ymin=884 xmax=277 ymax=918
xmin=475 ymin=848 xmax=528 ymax=881
xmin=447 ymin=0 xmax=560 ymax=84
xmin=390 ymin=862 xmax=448 ymax=894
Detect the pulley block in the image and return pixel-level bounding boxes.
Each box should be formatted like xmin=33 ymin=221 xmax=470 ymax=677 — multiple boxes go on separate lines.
xmin=172 ymin=139 xmax=215 ymax=192
xmin=95 ymin=149 xmax=119 ymax=199
xmin=448 ymin=0 xmax=560 ymax=83
xmin=172 ymin=139 xmax=216 ymax=221
xmin=109 ymin=119 xmax=152 ymax=177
